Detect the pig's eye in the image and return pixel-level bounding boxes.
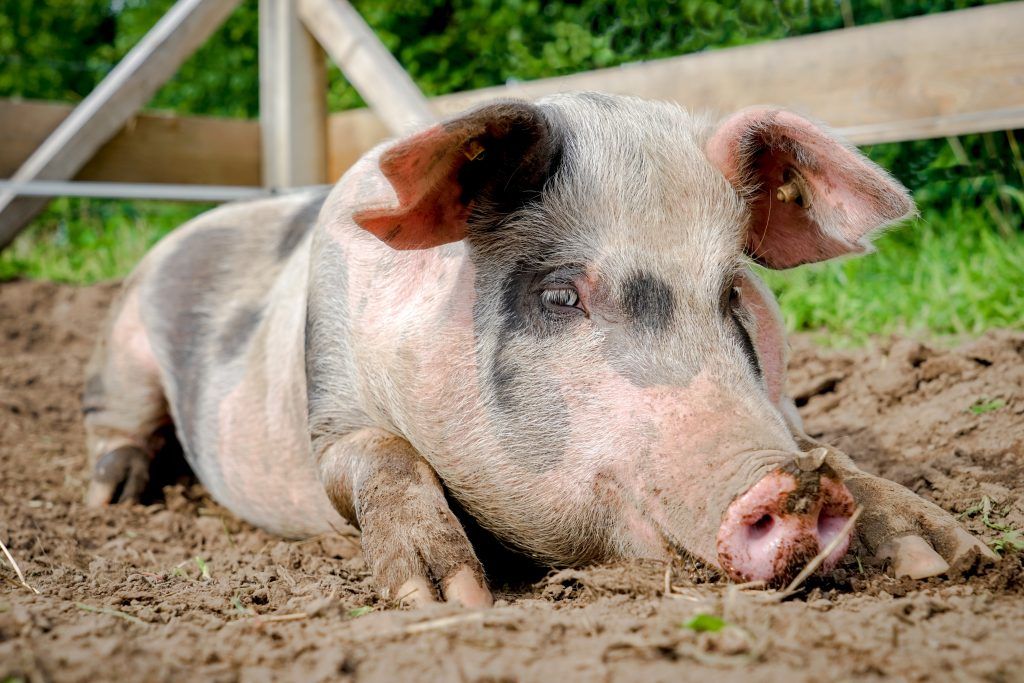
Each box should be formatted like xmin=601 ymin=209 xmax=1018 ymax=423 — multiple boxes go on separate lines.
xmin=540 ymin=287 xmax=581 ymax=312
xmin=723 ymin=284 xmax=740 ymax=314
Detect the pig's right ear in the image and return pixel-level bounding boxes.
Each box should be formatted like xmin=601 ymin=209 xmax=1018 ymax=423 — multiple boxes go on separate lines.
xmin=706 ymin=107 xmax=915 ymax=269
xmin=352 ymin=101 xmax=561 ymax=250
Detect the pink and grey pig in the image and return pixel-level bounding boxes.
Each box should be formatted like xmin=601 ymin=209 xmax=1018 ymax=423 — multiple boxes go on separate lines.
xmin=82 ymin=93 xmax=994 ymax=606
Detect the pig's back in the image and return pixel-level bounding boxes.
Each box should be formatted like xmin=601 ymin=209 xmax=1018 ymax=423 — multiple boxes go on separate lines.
xmin=134 ymin=190 xmax=347 ymax=536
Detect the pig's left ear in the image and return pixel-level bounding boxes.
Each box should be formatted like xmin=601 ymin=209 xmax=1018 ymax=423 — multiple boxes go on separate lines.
xmin=352 ymin=101 xmax=561 ymax=250
xmin=706 ymin=107 xmax=915 ymax=269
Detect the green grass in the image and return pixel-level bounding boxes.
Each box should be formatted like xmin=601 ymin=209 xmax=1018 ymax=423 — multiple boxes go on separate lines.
xmin=967 ymin=398 xmax=1007 ymax=415
xmin=0 ymin=197 xmax=210 ymax=283
xmin=960 ymin=496 xmax=1024 ymax=555
xmin=682 ymin=613 xmax=728 ymax=633
xmin=1 ymin=196 xmax=1022 ymax=344
xmin=760 ymin=203 xmax=1024 ymax=344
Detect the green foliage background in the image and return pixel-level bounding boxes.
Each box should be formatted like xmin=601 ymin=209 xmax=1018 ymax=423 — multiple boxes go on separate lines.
xmin=0 ymin=0 xmax=1021 ymax=340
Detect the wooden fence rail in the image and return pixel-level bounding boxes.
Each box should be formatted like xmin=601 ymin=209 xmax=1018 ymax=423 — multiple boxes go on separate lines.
xmin=1 ymin=2 xmax=1022 ymax=190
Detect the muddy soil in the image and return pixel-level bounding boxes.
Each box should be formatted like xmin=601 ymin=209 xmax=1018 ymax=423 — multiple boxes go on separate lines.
xmin=1 ymin=279 xmax=1022 ymax=683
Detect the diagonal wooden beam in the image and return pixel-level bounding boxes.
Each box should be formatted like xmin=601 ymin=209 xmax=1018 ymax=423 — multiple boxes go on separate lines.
xmin=0 ymin=0 xmax=242 ymax=250
xmin=297 ymin=0 xmax=435 ymax=135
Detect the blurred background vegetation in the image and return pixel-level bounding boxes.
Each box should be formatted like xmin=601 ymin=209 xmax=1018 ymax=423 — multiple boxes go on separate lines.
xmin=0 ymin=0 xmax=1021 ymax=342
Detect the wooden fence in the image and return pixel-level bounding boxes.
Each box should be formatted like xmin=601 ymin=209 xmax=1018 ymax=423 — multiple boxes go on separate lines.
xmin=2 ymin=2 xmax=1022 ymax=189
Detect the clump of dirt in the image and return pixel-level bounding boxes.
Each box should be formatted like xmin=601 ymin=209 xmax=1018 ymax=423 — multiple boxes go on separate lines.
xmin=1 ymin=280 xmax=1022 ymax=682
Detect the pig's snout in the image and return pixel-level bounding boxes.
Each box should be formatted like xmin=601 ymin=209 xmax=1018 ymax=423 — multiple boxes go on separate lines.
xmin=716 ymin=458 xmax=855 ymax=586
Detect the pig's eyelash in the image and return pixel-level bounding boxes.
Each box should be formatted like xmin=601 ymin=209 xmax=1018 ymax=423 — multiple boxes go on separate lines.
xmin=540 ymin=288 xmax=580 ymax=308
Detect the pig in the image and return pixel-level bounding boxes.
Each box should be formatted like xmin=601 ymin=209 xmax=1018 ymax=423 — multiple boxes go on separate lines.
xmin=82 ymin=93 xmax=994 ymax=606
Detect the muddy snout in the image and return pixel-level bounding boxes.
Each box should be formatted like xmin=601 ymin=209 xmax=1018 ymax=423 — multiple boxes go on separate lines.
xmin=716 ymin=450 xmax=856 ymax=586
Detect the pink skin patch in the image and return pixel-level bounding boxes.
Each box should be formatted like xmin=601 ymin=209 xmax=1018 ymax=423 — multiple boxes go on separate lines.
xmin=353 ymin=125 xmax=470 ymax=250
xmin=716 ymin=469 xmax=855 ymax=585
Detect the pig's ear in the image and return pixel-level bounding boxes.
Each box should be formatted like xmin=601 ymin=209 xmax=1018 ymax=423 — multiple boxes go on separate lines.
xmin=352 ymin=101 xmax=561 ymax=250
xmin=706 ymin=107 xmax=915 ymax=269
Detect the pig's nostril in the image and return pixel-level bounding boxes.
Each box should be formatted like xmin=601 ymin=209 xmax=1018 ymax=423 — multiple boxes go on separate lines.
xmin=747 ymin=514 xmax=775 ymax=541
xmin=817 ymin=512 xmax=849 ymax=547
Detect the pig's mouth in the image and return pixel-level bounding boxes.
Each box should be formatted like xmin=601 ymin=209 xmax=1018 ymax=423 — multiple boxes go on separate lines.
xmin=716 ymin=463 xmax=856 ymax=587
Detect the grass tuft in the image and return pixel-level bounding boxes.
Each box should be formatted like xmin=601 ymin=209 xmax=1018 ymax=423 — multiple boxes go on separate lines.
xmin=967 ymin=398 xmax=1006 ymax=415
xmin=682 ymin=613 xmax=727 ymax=633
xmin=960 ymin=496 xmax=1024 ymax=555
xmin=194 ymin=556 xmax=211 ymax=580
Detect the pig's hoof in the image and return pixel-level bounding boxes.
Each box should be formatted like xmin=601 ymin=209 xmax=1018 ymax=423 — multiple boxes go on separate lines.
xmin=358 ymin=490 xmax=493 ymax=609
xmin=845 ymin=474 xmax=998 ymax=579
xmin=85 ymin=445 xmax=150 ymax=506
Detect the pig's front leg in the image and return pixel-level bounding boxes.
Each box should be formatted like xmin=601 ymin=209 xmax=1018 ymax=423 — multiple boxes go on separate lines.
xmin=822 ymin=448 xmax=997 ymax=576
xmin=318 ymin=429 xmax=493 ymax=608
xmin=782 ymin=414 xmax=997 ymax=578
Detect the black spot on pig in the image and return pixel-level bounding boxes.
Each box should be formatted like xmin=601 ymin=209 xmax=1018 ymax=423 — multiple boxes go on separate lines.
xmin=82 ymin=373 xmax=104 ymax=413
xmin=454 ymin=103 xmax=570 ymax=472
xmin=217 ymin=305 xmax=263 ymax=363
xmin=277 ymin=194 xmax=327 ymax=260
xmin=477 ymin=259 xmax=583 ymax=472
xmin=621 ymin=272 xmax=675 ymax=332
xmin=487 ymin=351 xmax=570 ymax=472
xmin=456 ymin=101 xmax=565 ymax=235
xmin=154 ymin=226 xmax=237 ymax=453
xmin=305 ymin=238 xmax=357 ymax=447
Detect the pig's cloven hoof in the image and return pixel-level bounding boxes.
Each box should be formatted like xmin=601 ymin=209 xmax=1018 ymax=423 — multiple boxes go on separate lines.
xmin=357 ymin=473 xmax=493 ymax=609
xmin=85 ymin=445 xmax=150 ymax=506
xmin=716 ymin=467 xmax=856 ymax=586
xmin=842 ymin=472 xmax=998 ymax=579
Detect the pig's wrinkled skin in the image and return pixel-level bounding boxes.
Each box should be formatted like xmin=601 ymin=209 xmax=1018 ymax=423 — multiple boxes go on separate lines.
xmin=83 ymin=93 xmax=994 ymax=606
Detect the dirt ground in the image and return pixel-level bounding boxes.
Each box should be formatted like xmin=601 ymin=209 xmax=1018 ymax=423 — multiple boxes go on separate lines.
xmin=1 ymin=279 xmax=1022 ymax=683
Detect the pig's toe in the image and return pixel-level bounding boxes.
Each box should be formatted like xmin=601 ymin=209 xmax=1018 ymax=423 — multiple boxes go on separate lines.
xmin=85 ymin=446 xmax=150 ymax=507
xmin=359 ymin=495 xmax=492 ymax=608
xmin=395 ymin=567 xmax=492 ymax=608
xmin=879 ymin=526 xmax=998 ymax=580
xmin=875 ymin=535 xmax=949 ymax=579
xmin=443 ymin=566 xmax=494 ymax=608
xmin=847 ymin=473 xmax=997 ymax=578
xmin=943 ymin=526 xmax=999 ymax=564
xmin=396 ymin=576 xmax=439 ymax=607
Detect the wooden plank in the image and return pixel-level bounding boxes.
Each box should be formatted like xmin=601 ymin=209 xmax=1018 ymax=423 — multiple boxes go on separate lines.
xmin=839 ymin=107 xmax=1024 ymax=146
xmin=0 ymin=0 xmax=242 ymax=249
xmin=0 ymin=180 xmax=270 ymax=202
xmin=326 ymin=108 xmax=390 ymax=180
xmin=297 ymin=0 xmax=434 ymax=134
xmin=259 ymin=0 xmax=328 ymax=187
xmin=324 ymin=3 xmax=1024 ymax=178
xmin=0 ymin=100 xmax=261 ymax=186
xmin=325 ymin=105 xmax=1024 ymax=182
xmin=424 ymin=2 xmax=1024 ymax=127
xmin=3 ymin=4 xmax=1021 ymax=201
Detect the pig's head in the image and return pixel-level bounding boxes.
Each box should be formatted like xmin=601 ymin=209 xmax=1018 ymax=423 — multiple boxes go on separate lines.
xmin=343 ymin=94 xmax=914 ymax=586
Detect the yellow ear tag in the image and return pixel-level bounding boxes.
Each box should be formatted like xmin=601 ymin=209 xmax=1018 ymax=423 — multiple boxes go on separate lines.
xmin=464 ymin=140 xmax=486 ymax=161
xmin=775 ymin=168 xmax=812 ymax=208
